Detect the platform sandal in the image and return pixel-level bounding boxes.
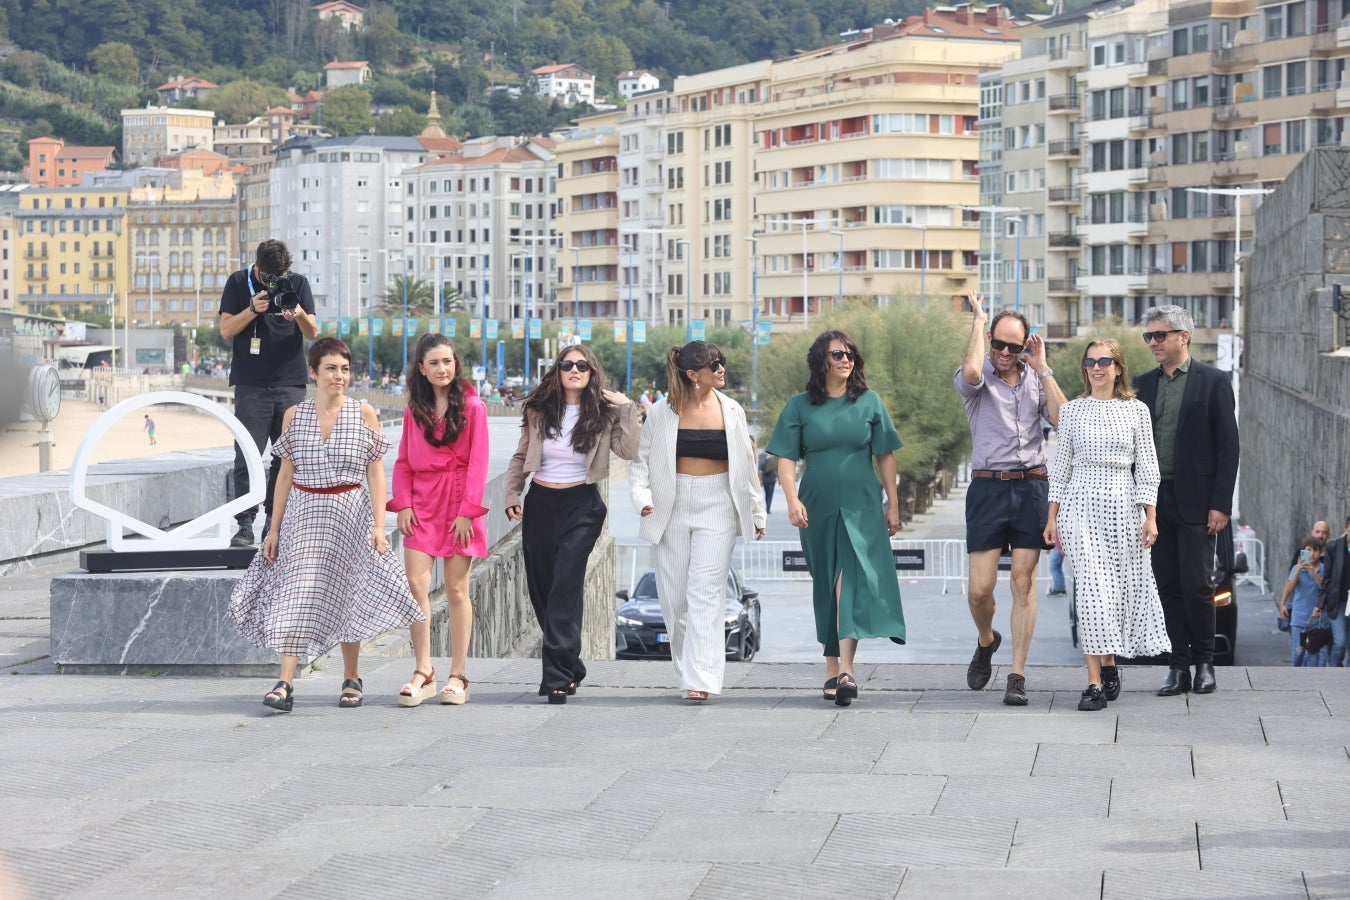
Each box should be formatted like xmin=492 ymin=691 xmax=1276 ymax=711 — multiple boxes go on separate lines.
xmin=262 ymin=680 xmax=293 ymax=713
xmin=439 ymin=673 xmax=470 ymax=705
xmin=338 ymin=678 xmax=363 ymax=708
xmin=397 ymin=668 xmax=436 ymax=708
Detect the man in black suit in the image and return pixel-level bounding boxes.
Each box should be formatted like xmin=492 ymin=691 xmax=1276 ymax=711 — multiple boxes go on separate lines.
xmin=1315 ymin=515 xmax=1350 ymax=667
xmin=1133 ymin=306 xmax=1239 ymax=696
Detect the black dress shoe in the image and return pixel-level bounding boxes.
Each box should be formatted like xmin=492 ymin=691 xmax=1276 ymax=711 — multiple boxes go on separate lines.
xmin=1100 ymin=665 xmax=1121 ymax=702
xmin=1193 ymin=662 xmax=1217 ymax=694
xmin=1156 ymin=668 xmax=1191 ymax=696
xmin=230 ymin=523 xmax=255 ymax=547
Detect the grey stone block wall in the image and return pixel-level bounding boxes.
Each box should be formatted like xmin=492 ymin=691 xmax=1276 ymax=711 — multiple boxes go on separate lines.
xmin=1246 ymin=147 xmax=1350 ymax=553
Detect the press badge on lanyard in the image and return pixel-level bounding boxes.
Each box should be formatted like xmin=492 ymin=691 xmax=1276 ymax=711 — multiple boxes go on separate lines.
xmin=247 ymin=268 xmax=263 ymax=355
xmin=249 ymin=336 xmax=261 ymax=355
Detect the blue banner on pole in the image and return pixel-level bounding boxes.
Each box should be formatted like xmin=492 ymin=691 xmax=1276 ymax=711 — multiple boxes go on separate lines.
xmin=528 ymin=317 xmax=542 ymax=340
xmin=372 ymin=318 xmax=385 ymax=336
xmin=756 ymin=320 xmax=772 ymax=345
xmin=690 ymin=319 xmax=706 ymax=341
xmin=632 ymin=320 xmax=647 ymax=343
xmin=443 ymin=317 xmax=456 ymax=337
xmin=406 ymin=317 xmax=419 ymax=336
xmin=579 ymin=319 xmax=593 ymax=341
xmin=340 ymin=316 xmax=351 ymax=336
xmin=486 ymin=318 xmax=498 ymax=340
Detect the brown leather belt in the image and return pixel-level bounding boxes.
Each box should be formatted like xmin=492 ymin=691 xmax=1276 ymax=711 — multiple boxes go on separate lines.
xmin=294 ymin=483 xmax=361 ymax=494
xmin=971 ymin=467 xmax=1047 ymax=481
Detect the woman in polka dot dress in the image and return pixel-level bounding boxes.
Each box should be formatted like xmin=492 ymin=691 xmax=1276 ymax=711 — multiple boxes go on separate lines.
xmin=1044 ymin=339 xmax=1170 ymax=711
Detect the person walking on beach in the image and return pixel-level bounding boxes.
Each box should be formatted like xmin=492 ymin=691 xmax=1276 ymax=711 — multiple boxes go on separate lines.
xmin=143 ymin=415 xmax=157 ymax=446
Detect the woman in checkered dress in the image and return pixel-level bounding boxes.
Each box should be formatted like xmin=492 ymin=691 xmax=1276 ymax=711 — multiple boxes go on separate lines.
xmin=229 ymin=338 xmax=424 ymax=712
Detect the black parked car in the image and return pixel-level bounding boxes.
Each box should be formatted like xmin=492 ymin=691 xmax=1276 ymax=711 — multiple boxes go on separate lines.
xmin=615 ymin=567 xmax=761 ymax=661
xmin=1069 ymin=523 xmax=1246 ymax=665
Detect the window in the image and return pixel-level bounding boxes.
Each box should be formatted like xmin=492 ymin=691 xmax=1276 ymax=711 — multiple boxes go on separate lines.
xmin=1172 ymin=28 xmax=1189 ymax=56
xmin=1288 ymin=120 xmax=1306 ymax=154
xmin=1287 ymin=61 xmax=1307 ymax=96
xmin=1193 ymin=76 xmax=1210 ymax=107
xmin=1192 ymin=24 xmax=1209 ymax=53
xmin=1171 ymin=79 xmax=1189 ymax=110
xmin=1265 ymin=7 xmax=1283 ymax=39
xmin=1263 ymin=65 xmax=1284 ymax=99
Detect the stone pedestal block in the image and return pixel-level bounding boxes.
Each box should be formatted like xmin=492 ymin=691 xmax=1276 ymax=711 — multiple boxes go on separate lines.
xmin=50 ymin=570 xmax=276 ymax=675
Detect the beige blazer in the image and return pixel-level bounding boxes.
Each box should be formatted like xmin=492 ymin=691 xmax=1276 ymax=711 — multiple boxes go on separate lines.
xmin=628 ymin=392 xmax=767 ymax=545
xmin=505 ymin=401 xmax=641 ymax=509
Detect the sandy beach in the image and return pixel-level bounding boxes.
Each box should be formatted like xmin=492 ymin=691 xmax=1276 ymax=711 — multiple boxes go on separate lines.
xmin=1 ymin=398 xmax=237 ymax=478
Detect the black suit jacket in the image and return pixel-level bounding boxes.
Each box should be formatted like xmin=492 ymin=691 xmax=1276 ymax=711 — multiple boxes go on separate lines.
xmin=1133 ymin=359 xmax=1239 ymax=525
xmin=1318 ymin=534 xmax=1350 ymax=619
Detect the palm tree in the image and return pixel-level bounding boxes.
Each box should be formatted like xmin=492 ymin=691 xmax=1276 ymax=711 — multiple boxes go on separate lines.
xmin=380 ymin=275 xmax=471 ymax=317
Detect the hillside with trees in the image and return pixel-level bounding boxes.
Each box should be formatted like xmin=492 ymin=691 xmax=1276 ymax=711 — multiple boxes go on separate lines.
xmin=0 ymin=0 xmax=1053 ymax=160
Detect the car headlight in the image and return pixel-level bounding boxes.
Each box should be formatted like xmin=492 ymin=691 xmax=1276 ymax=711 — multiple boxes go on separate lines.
xmin=724 ymin=614 xmax=740 ymax=626
xmin=616 ymin=615 xmax=643 ymax=628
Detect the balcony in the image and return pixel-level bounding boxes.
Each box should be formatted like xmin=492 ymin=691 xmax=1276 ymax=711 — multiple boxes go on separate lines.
xmin=643 ymin=180 xmax=663 ymax=194
xmin=1126 ymin=212 xmax=1149 ymax=238
xmin=1126 ymin=166 xmax=1167 ymax=189
xmin=1214 ymin=157 xmax=1258 ymax=183
xmin=1213 ymin=104 xmax=1257 ymax=126
xmin=1047 ymin=277 xmax=1080 ymax=294
xmin=1127 ymin=111 xmax=1155 ymax=134
xmin=1212 ymin=210 xmax=1237 ymax=235
xmin=1148 ymin=57 xmax=1169 ymax=77
xmin=644 ymin=146 xmax=665 ymax=161
xmin=1047 ymin=46 xmax=1087 ymax=69
xmin=1045 ymin=322 xmax=1078 ymax=340
xmin=1047 ymin=139 xmax=1081 ymax=159
xmin=1047 ymin=186 xmax=1081 ymax=205
xmin=1211 ymin=43 xmax=1256 ymax=71
xmin=1125 ymin=267 xmax=1150 ymax=292
xmin=1048 ymin=231 xmax=1081 ymax=248
xmin=1047 ymin=93 xmax=1081 ymax=114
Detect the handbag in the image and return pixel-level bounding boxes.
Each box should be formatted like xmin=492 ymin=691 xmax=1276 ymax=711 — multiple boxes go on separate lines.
xmin=1301 ymin=623 xmax=1333 ymax=654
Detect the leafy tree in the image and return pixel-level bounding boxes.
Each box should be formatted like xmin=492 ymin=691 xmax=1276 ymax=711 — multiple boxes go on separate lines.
xmin=320 ymin=85 xmax=373 ymax=136
xmin=375 ymin=105 xmax=427 ymax=136
xmin=379 ymin=275 xmax=436 ymax=315
xmin=445 ymin=104 xmax=493 ymax=139
xmin=88 ymin=41 xmax=138 ymax=84
xmin=370 ymin=76 xmax=425 ymax=111
xmin=209 ymin=79 xmax=289 ymax=124
xmin=363 ymin=6 xmax=403 ymax=69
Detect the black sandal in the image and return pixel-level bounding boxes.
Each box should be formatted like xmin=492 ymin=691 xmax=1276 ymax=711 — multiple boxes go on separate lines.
xmin=547 ymin=689 xmax=568 ymax=705
xmin=822 ymin=677 xmax=838 ymax=701
xmin=263 ymin=680 xmax=293 ymax=713
xmin=834 ymin=673 xmax=858 ymax=707
xmin=338 ymin=677 xmax=363 ymax=708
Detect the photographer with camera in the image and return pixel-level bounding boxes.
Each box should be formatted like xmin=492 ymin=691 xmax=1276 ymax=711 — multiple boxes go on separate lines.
xmin=220 ymin=239 xmax=318 ymax=547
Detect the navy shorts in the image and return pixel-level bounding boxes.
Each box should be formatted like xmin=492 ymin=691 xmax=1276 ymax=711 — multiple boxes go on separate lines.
xmin=965 ymin=477 xmax=1050 ymax=554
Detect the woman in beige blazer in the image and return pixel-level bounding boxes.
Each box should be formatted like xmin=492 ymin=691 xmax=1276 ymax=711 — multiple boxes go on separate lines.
xmin=629 ymin=341 xmax=767 ymax=701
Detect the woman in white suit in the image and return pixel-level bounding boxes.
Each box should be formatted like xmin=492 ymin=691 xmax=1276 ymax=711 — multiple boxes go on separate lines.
xmin=630 ymin=341 xmax=767 ymax=701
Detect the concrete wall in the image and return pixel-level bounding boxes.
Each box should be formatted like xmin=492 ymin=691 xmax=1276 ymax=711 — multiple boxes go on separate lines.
xmin=1244 ymin=146 xmax=1350 ymax=558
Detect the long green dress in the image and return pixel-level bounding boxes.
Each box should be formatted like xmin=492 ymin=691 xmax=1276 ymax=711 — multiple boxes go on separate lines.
xmin=766 ymin=390 xmax=905 ymax=655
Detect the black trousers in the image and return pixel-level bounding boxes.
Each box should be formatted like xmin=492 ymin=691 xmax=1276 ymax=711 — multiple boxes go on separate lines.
xmin=1152 ymin=481 xmax=1216 ymax=668
xmin=521 ymin=482 xmax=607 ymax=693
xmin=231 ymin=384 xmax=307 ymax=525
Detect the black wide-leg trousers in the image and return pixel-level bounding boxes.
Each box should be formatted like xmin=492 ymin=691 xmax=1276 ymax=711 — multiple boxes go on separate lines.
xmin=521 ymin=483 xmax=607 ymax=694
xmin=1151 ymin=481 xmax=1217 ymax=668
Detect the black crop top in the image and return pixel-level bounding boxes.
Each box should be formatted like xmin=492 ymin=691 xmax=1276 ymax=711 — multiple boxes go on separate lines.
xmin=675 ymin=428 xmax=729 ymax=460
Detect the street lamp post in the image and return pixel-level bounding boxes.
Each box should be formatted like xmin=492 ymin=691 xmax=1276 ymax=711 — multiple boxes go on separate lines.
xmin=896 ymin=223 xmax=928 ymax=300
xmin=830 ymin=229 xmax=845 ymax=305
xmin=568 ymin=245 xmax=581 ymax=341
xmin=761 ymin=216 xmax=837 ymax=328
xmin=400 ymin=254 xmax=409 ymax=376
xmin=138 ymin=252 xmax=160 ymax=327
xmin=1185 ymin=184 xmax=1271 ymax=521
xmin=513 ymin=233 xmax=561 ymax=391
xmin=960 ymin=205 xmax=1024 ymax=305
xmin=677 ymin=239 xmax=692 ymax=342
xmin=625 ymin=244 xmax=635 ymax=392
xmin=745 ymin=236 xmax=759 ymax=416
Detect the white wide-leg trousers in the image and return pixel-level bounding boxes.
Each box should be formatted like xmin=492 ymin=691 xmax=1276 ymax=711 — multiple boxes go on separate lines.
xmin=654 ymin=473 xmax=739 ymax=694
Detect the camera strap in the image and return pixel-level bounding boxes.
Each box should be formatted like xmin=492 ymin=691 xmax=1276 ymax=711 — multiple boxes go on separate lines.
xmin=245 ymin=267 xmax=262 ymax=343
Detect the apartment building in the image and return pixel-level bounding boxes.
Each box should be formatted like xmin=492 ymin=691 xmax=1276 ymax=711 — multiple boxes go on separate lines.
xmin=269 ymin=135 xmax=431 ymax=320
xmin=126 ymin=175 xmax=238 ymax=328
xmin=553 ymin=115 xmax=622 ymax=321
xmin=552 ymin=4 xmax=1020 ymax=333
xmin=402 ymin=135 xmax=559 ymax=326
xmin=983 ymin=0 xmax=1350 ymax=354
xmin=0 ymin=185 xmax=25 ymax=313
xmin=121 ymin=107 xmax=216 ymax=167
xmin=26 ymin=137 xmax=117 ymax=188
xmin=12 ymin=186 xmax=129 ymax=320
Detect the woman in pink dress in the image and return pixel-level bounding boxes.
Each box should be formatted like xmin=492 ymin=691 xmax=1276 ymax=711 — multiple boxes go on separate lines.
xmin=388 ymin=334 xmax=489 ymax=706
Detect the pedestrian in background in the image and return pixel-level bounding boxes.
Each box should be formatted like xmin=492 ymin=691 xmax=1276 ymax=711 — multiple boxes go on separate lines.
xmin=767 ymin=331 xmax=904 ymax=707
xmin=630 ymin=341 xmax=766 ymax=703
xmin=508 ymin=345 xmax=639 ymax=704
xmin=1044 ymin=339 xmax=1169 ymax=711
xmin=758 ymin=448 xmax=778 ymax=514
xmin=229 ymin=338 xmax=423 ymax=713
xmin=1280 ymin=535 xmax=1327 ymax=667
xmin=143 ymin=414 xmax=157 ymax=446
xmin=389 ymin=335 xmax=489 ymax=707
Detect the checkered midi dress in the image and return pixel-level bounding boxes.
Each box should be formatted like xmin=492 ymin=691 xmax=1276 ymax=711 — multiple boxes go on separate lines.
xmin=229 ymin=398 xmax=424 ymax=658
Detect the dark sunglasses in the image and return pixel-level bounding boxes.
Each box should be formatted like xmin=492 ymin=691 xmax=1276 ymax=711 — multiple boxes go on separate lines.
xmin=698 ymin=356 xmax=726 ymax=371
xmin=828 ymin=349 xmax=856 ymax=361
xmin=557 ymin=359 xmax=592 ymax=373
xmin=989 ymin=338 xmax=1025 ymax=355
xmin=1082 ymin=357 xmax=1116 ymax=369
xmin=1142 ymin=329 xmax=1183 ymax=343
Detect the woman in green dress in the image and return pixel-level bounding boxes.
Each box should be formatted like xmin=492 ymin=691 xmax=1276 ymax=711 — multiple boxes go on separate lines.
xmin=767 ymin=331 xmax=905 ymax=706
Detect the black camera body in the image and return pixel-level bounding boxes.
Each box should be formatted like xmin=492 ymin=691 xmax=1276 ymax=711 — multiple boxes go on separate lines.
xmin=265 ymin=273 xmax=302 ymax=315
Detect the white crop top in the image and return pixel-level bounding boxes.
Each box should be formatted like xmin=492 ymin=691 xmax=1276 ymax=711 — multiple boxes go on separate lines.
xmin=534 ymin=405 xmax=589 ymax=483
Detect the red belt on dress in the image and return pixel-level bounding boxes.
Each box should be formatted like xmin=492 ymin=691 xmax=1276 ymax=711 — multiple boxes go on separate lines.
xmin=294 ymin=483 xmax=361 ymax=494
xmin=971 ymin=467 xmax=1047 ymax=482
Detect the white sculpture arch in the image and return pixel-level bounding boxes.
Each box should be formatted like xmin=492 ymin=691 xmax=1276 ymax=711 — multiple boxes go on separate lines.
xmin=69 ymin=391 xmax=266 ymax=551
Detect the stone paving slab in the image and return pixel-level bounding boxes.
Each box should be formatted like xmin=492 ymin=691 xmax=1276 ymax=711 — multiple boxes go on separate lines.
xmin=4 ymin=660 xmax=1350 ymax=899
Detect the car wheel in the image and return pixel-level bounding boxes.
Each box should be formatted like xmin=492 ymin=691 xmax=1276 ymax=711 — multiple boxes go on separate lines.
xmin=739 ymin=633 xmax=756 ymax=662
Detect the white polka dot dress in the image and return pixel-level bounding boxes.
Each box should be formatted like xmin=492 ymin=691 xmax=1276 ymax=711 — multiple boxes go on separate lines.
xmin=1048 ymin=397 xmax=1170 ymax=658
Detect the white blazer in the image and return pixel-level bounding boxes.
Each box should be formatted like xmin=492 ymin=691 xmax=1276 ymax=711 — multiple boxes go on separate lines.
xmin=629 ymin=392 xmax=767 ymax=545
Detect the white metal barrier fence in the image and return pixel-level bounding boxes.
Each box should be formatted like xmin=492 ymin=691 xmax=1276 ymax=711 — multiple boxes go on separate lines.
xmin=1234 ymin=533 xmax=1267 ymax=593
xmin=616 ymin=539 xmax=1052 ymax=595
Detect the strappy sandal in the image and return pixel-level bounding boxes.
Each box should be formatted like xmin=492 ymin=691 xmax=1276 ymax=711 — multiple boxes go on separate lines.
xmin=262 ymin=680 xmax=293 ymax=712
xmin=338 ymin=678 xmax=363 ymax=708
xmin=822 ymin=676 xmax=838 ymax=701
xmin=686 ymin=690 xmax=710 ymax=703
xmin=397 ymin=667 xmax=436 ymax=708
xmin=439 ymin=673 xmax=470 ymax=705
